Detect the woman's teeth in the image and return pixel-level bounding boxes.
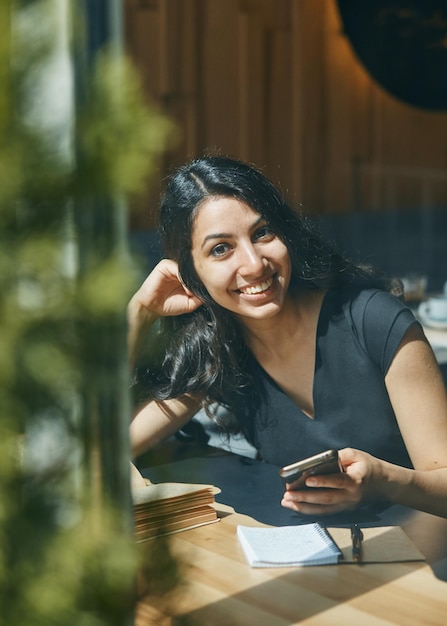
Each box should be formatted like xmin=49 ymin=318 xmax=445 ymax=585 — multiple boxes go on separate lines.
xmin=240 ymin=277 xmax=273 ymax=295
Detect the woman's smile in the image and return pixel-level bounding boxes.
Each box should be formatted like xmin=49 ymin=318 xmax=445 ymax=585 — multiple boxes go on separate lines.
xmin=238 ymin=276 xmax=274 ymax=295
xmin=191 ymin=197 xmax=291 ymax=323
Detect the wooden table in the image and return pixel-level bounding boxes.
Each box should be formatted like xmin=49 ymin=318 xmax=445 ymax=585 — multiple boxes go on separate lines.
xmin=135 ymin=451 xmax=447 ymax=625
xmin=136 ymin=504 xmax=447 ymax=626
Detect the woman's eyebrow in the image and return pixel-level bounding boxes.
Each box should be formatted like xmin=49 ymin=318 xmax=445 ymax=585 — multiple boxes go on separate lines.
xmin=200 ymin=216 xmax=265 ymax=249
xmin=201 ymin=232 xmax=231 ymax=249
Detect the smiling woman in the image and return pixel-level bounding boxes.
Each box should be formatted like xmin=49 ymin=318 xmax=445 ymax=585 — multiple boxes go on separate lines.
xmin=128 ymin=156 xmax=447 ymax=520
xmin=190 ymin=197 xmax=291 ymax=321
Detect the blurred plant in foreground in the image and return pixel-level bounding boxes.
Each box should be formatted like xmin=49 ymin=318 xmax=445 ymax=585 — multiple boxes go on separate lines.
xmin=0 ymin=1 xmax=184 ymax=624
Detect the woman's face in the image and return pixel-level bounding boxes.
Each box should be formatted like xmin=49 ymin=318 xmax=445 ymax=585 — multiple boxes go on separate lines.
xmin=190 ymin=196 xmax=291 ymax=323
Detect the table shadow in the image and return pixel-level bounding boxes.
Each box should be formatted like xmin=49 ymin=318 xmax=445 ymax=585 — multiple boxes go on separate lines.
xmin=144 ymin=452 xmax=447 ymax=581
xmin=174 ymin=561 xmax=427 ymax=626
xmin=146 ymin=453 xmax=384 ymax=527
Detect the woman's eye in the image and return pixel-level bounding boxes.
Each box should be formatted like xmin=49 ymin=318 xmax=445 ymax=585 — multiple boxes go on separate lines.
xmin=254 ymin=225 xmax=274 ymax=240
xmin=210 ymin=242 xmax=231 ymax=257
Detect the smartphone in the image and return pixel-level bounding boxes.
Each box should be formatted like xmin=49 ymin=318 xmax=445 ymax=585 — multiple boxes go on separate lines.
xmin=279 ymin=449 xmax=344 ymax=490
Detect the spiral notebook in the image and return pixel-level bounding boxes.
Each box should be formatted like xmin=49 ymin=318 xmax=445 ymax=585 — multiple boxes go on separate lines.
xmin=237 ymin=523 xmax=342 ymax=567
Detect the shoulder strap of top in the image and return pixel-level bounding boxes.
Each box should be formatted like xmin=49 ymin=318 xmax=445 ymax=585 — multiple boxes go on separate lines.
xmin=344 ymin=289 xmax=386 ymax=370
xmin=345 ymin=288 xmax=417 ymax=374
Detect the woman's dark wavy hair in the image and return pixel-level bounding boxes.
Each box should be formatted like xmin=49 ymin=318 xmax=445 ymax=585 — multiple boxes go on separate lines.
xmin=139 ymin=156 xmax=400 ymax=414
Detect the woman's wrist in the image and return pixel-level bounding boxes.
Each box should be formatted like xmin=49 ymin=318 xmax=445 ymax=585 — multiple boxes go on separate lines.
xmin=127 ymin=295 xmax=159 ymax=367
xmin=127 ymin=294 xmax=159 ymax=328
xmin=374 ymin=458 xmax=413 ymax=505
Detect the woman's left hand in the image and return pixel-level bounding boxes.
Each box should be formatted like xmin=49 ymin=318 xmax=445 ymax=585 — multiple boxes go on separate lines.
xmin=281 ymin=448 xmax=384 ymax=515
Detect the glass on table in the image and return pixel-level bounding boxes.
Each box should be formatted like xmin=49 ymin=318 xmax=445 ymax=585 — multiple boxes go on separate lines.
xmin=400 ymin=273 xmax=428 ymax=307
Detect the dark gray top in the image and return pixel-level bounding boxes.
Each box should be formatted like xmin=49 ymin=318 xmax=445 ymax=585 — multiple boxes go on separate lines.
xmin=235 ymin=288 xmax=419 ymax=469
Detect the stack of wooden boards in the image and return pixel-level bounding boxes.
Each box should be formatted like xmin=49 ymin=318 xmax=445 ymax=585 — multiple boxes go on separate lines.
xmin=132 ymin=482 xmax=220 ymax=541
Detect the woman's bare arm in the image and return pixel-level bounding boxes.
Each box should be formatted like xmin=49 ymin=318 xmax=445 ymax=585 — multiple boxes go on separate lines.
xmin=130 ymin=394 xmax=202 ymax=459
xmin=378 ymin=323 xmax=447 ymax=516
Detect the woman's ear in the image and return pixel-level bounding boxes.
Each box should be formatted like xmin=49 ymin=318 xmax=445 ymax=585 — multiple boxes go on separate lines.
xmin=181 ymin=282 xmax=196 ymax=297
xmin=178 ymin=273 xmax=206 ymax=307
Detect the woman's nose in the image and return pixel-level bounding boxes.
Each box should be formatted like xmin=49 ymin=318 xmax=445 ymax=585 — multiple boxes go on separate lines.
xmin=237 ymin=243 xmax=266 ymax=275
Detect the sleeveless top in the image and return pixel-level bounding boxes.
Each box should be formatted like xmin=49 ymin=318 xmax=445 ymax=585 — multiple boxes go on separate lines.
xmin=234 ymin=288 xmax=418 ymax=469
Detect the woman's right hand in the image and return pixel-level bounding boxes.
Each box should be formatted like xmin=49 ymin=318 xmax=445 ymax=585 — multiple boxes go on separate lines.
xmin=130 ymin=259 xmax=203 ymax=319
xmin=127 ymin=259 xmax=203 ymax=367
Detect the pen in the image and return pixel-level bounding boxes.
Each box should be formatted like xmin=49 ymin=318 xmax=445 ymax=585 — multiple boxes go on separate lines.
xmin=351 ymin=524 xmax=363 ymax=563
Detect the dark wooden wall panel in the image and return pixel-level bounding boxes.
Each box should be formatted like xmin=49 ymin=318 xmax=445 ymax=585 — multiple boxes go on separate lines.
xmin=238 ymin=10 xmax=265 ymax=164
xmin=124 ymin=0 xmax=447 ymax=229
xmin=202 ymin=0 xmax=240 ymax=154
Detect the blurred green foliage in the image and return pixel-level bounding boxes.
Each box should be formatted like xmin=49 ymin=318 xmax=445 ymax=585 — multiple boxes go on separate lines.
xmin=0 ymin=1 xmax=184 ymax=624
